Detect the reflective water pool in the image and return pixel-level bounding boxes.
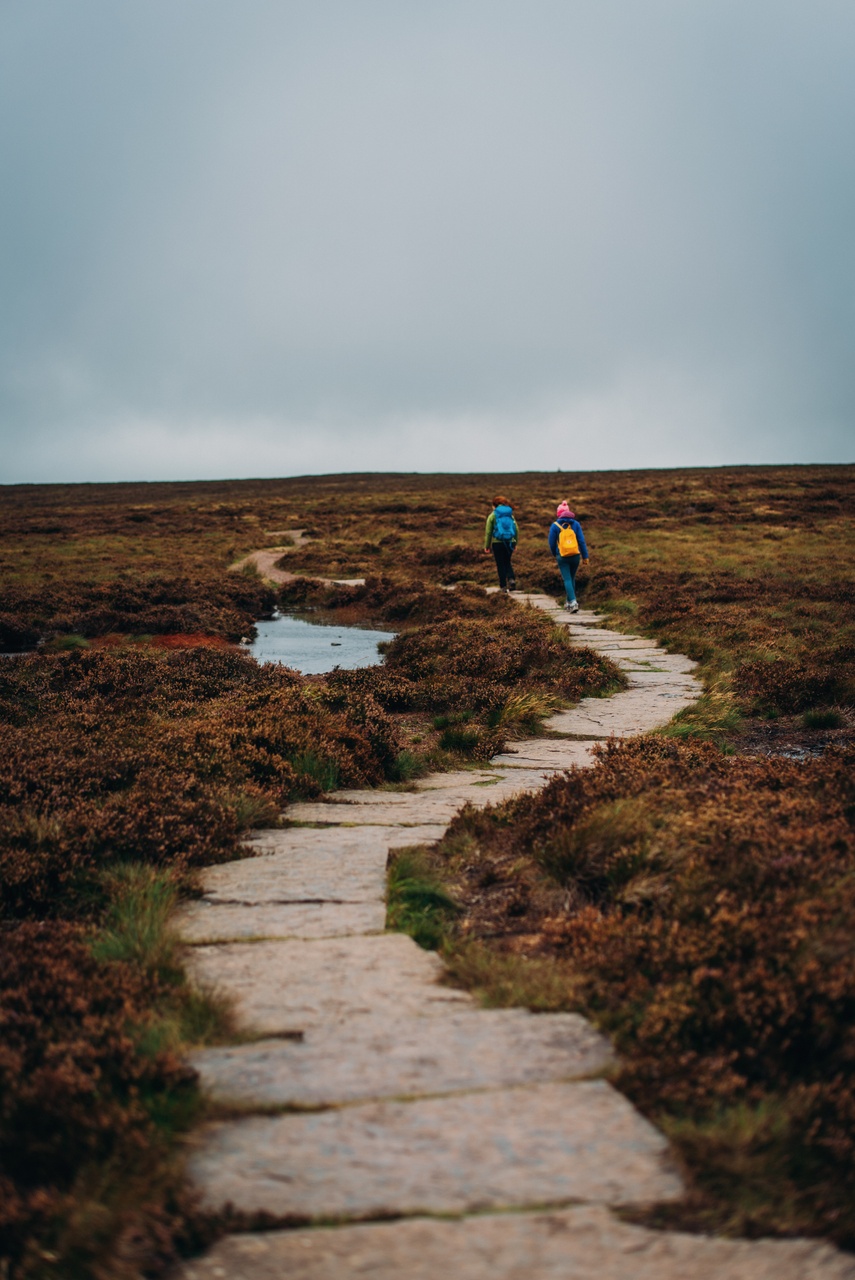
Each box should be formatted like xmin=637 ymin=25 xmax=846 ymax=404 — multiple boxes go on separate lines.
xmin=246 ymin=613 xmax=396 ymax=675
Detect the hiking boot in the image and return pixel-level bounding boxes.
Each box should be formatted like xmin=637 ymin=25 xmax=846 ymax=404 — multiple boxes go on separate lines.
xmin=565 ymin=600 xmax=579 ymax=612
xmin=508 ymin=581 xmax=517 ymax=592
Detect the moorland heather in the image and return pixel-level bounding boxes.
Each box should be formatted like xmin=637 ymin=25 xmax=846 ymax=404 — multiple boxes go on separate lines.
xmin=0 ymin=465 xmax=852 ymax=1272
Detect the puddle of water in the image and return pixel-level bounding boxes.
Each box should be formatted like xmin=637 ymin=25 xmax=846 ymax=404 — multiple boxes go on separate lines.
xmin=246 ymin=613 xmax=396 ymax=675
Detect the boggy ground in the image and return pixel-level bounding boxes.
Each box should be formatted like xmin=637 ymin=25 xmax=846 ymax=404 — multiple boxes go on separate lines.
xmin=0 ymin=465 xmax=853 ymax=1275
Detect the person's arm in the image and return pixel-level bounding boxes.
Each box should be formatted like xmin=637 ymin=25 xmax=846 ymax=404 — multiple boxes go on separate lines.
xmin=547 ymin=522 xmax=559 ymax=556
xmin=511 ymin=516 xmax=519 ymax=547
xmin=483 ymin=511 xmax=495 ymax=552
xmin=574 ymin=521 xmax=589 ymax=560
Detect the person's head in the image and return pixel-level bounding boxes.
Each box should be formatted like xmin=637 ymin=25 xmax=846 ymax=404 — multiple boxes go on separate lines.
xmin=493 ymin=495 xmax=510 ymax=508
xmin=556 ymin=501 xmax=572 ymax=519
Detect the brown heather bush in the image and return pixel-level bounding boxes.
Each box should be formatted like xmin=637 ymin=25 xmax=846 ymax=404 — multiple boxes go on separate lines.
xmin=326 ymin=608 xmax=622 ymax=762
xmin=441 ymin=737 xmax=855 ymax=1240
xmin=734 ymin=656 xmax=851 ymax=716
xmin=0 ymin=647 xmax=401 ymax=922
xmin=0 ymin=923 xmax=198 ymax=1275
xmin=276 ymin=573 xmax=511 ymax=624
xmin=382 ymin=611 xmax=620 ymax=700
xmin=0 ymin=573 xmax=275 ymax=651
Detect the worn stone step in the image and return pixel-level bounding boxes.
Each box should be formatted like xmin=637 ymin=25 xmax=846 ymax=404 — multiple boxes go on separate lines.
xmin=178 ymin=899 xmax=386 ymax=943
xmin=546 ymin=684 xmax=700 ymax=738
xmin=186 ymin=932 xmax=473 ymax=1035
xmin=197 ymin=827 xmax=391 ymax=902
xmin=176 ymin=826 xmax=397 ymax=943
xmin=171 ymin=1204 xmax=855 ymax=1280
xmin=245 ymin=823 xmax=449 ymax=852
xmin=490 ymin=739 xmax=595 ymax=769
xmin=285 ymin=772 xmax=554 ymax=827
xmin=187 ymin=1080 xmax=682 ymax=1219
xmin=625 ymin=670 xmax=702 ymax=689
xmin=190 ymin=1007 xmax=613 ymax=1107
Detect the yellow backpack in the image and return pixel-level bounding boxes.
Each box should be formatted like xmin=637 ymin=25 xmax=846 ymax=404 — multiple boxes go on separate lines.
xmin=557 ymin=522 xmax=579 ymax=556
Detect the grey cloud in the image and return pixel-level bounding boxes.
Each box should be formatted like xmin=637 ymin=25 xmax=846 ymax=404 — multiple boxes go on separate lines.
xmin=1 ymin=0 xmax=853 ymax=481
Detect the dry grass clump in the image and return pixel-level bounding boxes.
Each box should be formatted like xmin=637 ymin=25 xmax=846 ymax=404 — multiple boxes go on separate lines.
xmin=438 ymin=737 xmax=855 ymax=1242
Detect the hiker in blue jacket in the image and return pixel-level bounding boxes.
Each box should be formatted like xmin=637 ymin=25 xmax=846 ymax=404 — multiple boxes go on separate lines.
xmin=483 ymin=495 xmax=518 ymax=592
xmin=548 ymin=501 xmax=589 ymax=612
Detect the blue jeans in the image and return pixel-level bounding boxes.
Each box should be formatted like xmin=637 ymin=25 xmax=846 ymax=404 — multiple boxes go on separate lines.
xmin=556 ymin=553 xmax=581 ymax=603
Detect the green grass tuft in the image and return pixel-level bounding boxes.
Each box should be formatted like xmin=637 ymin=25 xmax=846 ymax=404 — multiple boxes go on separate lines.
xmin=92 ymin=864 xmax=180 ymax=983
xmin=387 ymin=748 xmax=428 ymax=782
xmin=802 ymin=707 xmax=845 ymax=730
xmin=290 ymin=749 xmax=340 ymax=791
xmin=386 ymin=848 xmax=461 ymax=950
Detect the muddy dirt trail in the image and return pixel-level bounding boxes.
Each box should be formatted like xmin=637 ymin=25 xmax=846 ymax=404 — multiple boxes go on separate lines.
xmin=172 ymin=594 xmax=855 ymax=1280
xmin=230 ymin=531 xmax=365 ymax=587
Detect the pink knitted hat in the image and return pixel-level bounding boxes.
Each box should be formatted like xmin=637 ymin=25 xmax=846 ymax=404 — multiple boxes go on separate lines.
xmin=556 ymin=502 xmax=573 ymax=518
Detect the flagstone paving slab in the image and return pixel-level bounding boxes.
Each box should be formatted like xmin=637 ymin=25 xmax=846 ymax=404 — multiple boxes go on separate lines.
xmin=545 ymin=683 xmax=700 ymax=739
xmin=191 ymin=1007 xmax=613 ymax=1107
xmin=187 ymin=1080 xmax=682 ymax=1218
xmin=490 ymin=740 xmax=596 ymax=769
xmin=172 ymin=1205 xmax=855 ymax=1280
xmin=243 ymin=823 xmax=448 ymax=851
xmin=189 ymin=828 xmax=391 ymax=905
xmin=186 ymin=933 xmax=472 ymax=1034
xmin=286 ymin=795 xmax=472 ymax=825
xmin=285 ymin=774 xmax=557 ymax=827
xmin=176 ymin=899 xmax=385 ymax=943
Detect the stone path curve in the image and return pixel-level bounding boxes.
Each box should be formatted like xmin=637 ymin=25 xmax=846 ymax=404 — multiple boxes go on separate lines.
xmin=173 ymin=594 xmax=855 ymax=1279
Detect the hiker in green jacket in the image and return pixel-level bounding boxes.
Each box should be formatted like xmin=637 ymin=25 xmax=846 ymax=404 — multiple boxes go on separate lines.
xmin=483 ymin=496 xmax=518 ymax=592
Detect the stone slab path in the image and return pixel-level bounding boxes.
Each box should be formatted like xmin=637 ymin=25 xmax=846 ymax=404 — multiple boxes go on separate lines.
xmin=173 ymin=595 xmax=855 ymax=1279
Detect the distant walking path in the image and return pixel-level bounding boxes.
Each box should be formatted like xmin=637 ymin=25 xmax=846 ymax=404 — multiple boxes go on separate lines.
xmin=173 ymin=594 xmax=854 ymax=1280
xmin=230 ymin=531 xmax=365 ymax=587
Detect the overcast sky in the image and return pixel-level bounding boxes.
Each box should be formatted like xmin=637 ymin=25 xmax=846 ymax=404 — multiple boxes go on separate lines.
xmin=1 ymin=1 xmax=853 ymax=483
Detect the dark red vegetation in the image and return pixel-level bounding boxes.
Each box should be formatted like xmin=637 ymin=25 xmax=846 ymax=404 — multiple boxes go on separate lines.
xmin=0 ymin=645 xmax=400 ymax=921
xmin=0 ymin=926 xmax=198 ymax=1277
xmin=0 ymin=574 xmax=275 ymax=652
xmin=0 ymin=465 xmax=851 ymax=1268
xmin=442 ymin=737 xmax=855 ymax=1241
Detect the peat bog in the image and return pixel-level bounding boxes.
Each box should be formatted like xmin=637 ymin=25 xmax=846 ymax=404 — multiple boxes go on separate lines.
xmin=0 ymin=464 xmax=853 ymax=1274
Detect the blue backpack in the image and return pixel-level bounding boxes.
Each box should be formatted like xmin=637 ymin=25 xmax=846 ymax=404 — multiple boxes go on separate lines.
xmin=493 ymin=504 xmax=516 ymax=542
